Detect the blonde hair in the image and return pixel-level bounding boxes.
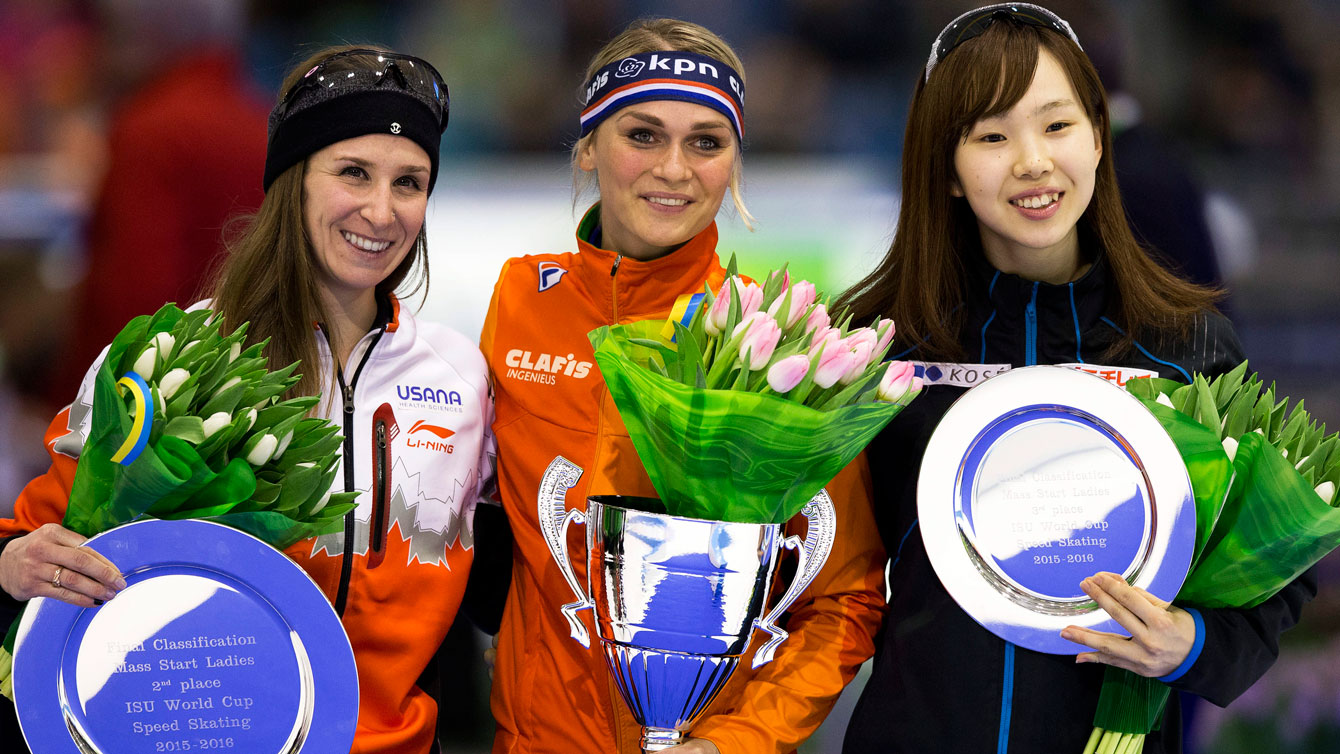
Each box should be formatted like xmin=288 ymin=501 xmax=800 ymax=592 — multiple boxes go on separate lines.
xmin=571 ymin=18 xmax=755 ymax=229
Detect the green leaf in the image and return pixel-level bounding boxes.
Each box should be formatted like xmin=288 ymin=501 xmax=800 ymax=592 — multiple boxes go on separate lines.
xmin=731 ymin=361 xmax=751 ymax=390
xmin=198 ymin=378 xmax=251 ymax=420
xmin=310 ymin=497 xmax=358 ymax=523
xmin=815 ymin=363 xmax=884 ymax=411
xmin=273 ymin=464 xmax=326 ymax=512
xmin=278 ymin=431 xmax=343 ymax=466
xmin=1276 ymin=401 xmax=1309 ymax=454
xmin=1192 ymin=376 xmax=1221 ymax=435
xmin=1212 ymin=360 xmax=1250 ymax=410
xmin=759 ymin=264 xmax=789 ymax=311
xmin=723 ymin=278 xmax=744 ymax=343
xmin=1220 ymin=378 xmax=1259 ymax=439
xmin=1124 ymin=377 xmax=1161 ymax=402
xmin=705 ymin=329 xmax=745 ymax=389
xmin=248 ymin=478 xmax=281 ymax=506
xmin=672 ymin=321 xmax=703 ymax=389
xmin=646 ymin=357 xmax=671 ymax=380
xmin=1170 ymin=382 xmax=1197 ymax=416
xmin=163 ymin=416 xmax=207 ymax=444
xmin=769 ymin=286 xmax=793 ymax=331
xmin=165 ymin=383 xmax=200 ymax=420
xmin=253 ymin=397 xmax=319 ymax=434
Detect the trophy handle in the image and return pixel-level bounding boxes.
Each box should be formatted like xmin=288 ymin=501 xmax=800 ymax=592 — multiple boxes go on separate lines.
xmin=751 ymin=489 xmax=837 ymax=669
xmin=537 ymin=456 xmax=593 ymax=648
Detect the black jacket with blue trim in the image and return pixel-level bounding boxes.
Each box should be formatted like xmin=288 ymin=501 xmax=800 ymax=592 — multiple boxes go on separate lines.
xmin=842 ymin=251 xmax=1316 ymax=754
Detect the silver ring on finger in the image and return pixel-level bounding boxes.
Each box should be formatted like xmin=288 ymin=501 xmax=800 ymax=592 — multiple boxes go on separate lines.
xmin=51 ymin=566 xmax=64 ymax=589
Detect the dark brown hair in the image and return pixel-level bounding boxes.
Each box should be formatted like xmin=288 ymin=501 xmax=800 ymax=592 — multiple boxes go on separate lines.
xmin=209 ymin=45 xmax=428 ymax=405
xmin=837 ymin=20 xmax=1220 ymax=360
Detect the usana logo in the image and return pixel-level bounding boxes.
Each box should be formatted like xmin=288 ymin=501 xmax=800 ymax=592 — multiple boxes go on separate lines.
xmin=396 ymin=385 xmax=463 ymax=411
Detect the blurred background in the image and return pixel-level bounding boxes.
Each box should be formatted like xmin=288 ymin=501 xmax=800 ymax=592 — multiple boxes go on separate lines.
xmin=0 ymin=0 xmax=1337 ymax=751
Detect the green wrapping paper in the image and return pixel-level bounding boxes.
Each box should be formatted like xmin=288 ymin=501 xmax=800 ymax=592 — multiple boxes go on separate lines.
xmin=590 ymin=320 xmax=904 ymax=524
xmin=1138 ymin=401 xmax=1235 ymax=566
xmin=1091 ymin=400 xmax=1232 ymax=737
xmin=59 ymin=304 xmax=354 ymax=547
xmin=0 ymin=304 xmax=358 ymax=699
xmin=1087 ymin=367 xmax=1340 ymax=751
xmin=1179 ymin=430 xmax=1340 ymax=608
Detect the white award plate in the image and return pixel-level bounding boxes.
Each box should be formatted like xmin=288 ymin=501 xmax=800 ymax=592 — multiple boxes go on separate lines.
xmin=13 ymin=518 xmax=358 ymax=753
xmin=918 ymin=366 xmax=1195 ymax=654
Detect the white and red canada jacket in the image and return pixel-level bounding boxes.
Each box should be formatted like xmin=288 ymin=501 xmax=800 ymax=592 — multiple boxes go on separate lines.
xmin=1 ymin=295 xmax=495 ymax=754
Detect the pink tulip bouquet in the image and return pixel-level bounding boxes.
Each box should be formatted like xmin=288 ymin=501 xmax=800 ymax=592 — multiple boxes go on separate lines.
xmin=588 ymin=265 xmax=921 ymax=524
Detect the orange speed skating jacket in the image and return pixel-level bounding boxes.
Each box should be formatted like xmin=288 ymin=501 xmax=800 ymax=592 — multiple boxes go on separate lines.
xmin=480 ymin=206 xmax=888 ymax=753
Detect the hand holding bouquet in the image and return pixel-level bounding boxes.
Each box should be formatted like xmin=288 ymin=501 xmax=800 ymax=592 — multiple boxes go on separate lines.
xmin=0 ymin=303 xmax=356 ymax=698
xmin=589 ymin=264 xmax=922 ymax=524
xmin=1082 ymin=362 xmax=1340 ymax=754
xmin=60 ymin=303 xmax=357 ymax=542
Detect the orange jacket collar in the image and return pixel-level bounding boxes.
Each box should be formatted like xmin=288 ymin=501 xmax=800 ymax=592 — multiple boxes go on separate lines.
xmin=571 ymin=203 xmax=724 ymax=321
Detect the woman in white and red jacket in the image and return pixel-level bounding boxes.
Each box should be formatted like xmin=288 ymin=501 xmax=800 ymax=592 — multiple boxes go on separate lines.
xmin=0 ymin=45 xmax=493 ymax=754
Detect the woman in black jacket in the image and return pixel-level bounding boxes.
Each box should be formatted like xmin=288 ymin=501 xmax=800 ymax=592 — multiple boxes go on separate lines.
xmin=837 ymin=5 xmax=1314 ymax=753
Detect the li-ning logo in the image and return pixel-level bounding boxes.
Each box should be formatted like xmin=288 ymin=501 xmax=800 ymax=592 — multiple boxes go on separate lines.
xmin=614 ymin=57 xmax=645 ymax=78
xmin=538 ymin=262 xmax=568 ymax=292
xmin=505 ymin=349 xmax=592 ymax=386
xmin=405 ymin=420 xmax=455 ymax=454
xmin=390 ymin=122 xmax=402 ymax=134
xmin=396 ymin=385 xmax=463 ymax=405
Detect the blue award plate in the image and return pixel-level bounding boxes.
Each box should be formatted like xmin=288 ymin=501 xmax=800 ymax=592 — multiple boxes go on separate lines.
xmin=918 ymin=366 xmax=1196 ymax=654
xmin=13 ymin=518 xmax=357 ymax=753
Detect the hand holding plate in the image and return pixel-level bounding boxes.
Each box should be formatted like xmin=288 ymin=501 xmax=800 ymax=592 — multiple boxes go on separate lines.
xmin=0 ymin=523 xmax=124 ymax=606
xmin=1061 ymin=572 xmax=1195 ymax=677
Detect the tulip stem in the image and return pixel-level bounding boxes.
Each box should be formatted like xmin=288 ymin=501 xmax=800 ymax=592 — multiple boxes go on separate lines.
xmin=1082 ymin=727 xmax=1101 ymax=754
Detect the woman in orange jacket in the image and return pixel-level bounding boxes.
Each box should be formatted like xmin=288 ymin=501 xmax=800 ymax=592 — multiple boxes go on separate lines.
xmin=476 ymin=17 xmax=887 ymax=754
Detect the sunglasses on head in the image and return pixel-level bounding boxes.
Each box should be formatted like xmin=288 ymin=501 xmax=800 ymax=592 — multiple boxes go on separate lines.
xmin=925 ymin=3 xmax=1082 ymax=83
xmin=275 ymin=48 xmax=449 ymax=129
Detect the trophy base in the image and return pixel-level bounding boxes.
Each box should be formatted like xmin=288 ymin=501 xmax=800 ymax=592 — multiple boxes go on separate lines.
xmin=642 ymin=726 xmax=682 ymax=752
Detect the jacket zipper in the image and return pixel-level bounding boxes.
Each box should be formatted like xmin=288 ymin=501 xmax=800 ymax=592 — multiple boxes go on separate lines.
xmin=594 ymin=252 xmax=624 ymax=480
xmin=1024 ymin=283 xmax=1040 ymax=366
xmin=329 ymin=328 xmax=387 ymax=616
xmin=610 ymin=253 xmax=623 ymax=322
xmin=368 ymin=418 xmax=390 ymax=569
xmin=1001 ymin=282 xmax=1040 ymax=753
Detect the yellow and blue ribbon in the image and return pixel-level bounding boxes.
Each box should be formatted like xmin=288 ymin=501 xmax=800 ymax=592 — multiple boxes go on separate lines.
xmin=661 ymin=292 xmax=706 ymax=342
xmin=110 ymin=371 xmax=153 ymax=465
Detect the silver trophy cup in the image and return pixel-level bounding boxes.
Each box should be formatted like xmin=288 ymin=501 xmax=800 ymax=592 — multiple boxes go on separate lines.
xmin=538 ymin=456 xmax=836 ymax=752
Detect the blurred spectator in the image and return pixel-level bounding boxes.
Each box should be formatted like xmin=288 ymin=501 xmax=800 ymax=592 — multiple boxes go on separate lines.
xmin=1064 ymin=0 xmax=1228 ymax=292
xmin=59 ymin=0 xmax=267 ymax=401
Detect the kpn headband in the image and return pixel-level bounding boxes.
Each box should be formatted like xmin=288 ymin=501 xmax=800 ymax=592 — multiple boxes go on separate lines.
xmin=579 ymin=51 xmax=745 ymax=141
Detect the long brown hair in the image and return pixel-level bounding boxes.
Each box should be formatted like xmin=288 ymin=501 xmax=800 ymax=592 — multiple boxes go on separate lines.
xmin=208 ymin=45 xmax=429 ymax=404
xmin=837 ymin=20 xmax=1220 ymax=360
xmin=571 ymin=18 xmax=755 ymax=229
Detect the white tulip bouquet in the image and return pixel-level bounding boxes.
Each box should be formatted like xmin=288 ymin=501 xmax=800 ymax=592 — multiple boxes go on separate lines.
xmin=1083 ymin=362 xmax=1340 ymax=754
xmin=0 ymin=303 xmax=355 ymax=698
